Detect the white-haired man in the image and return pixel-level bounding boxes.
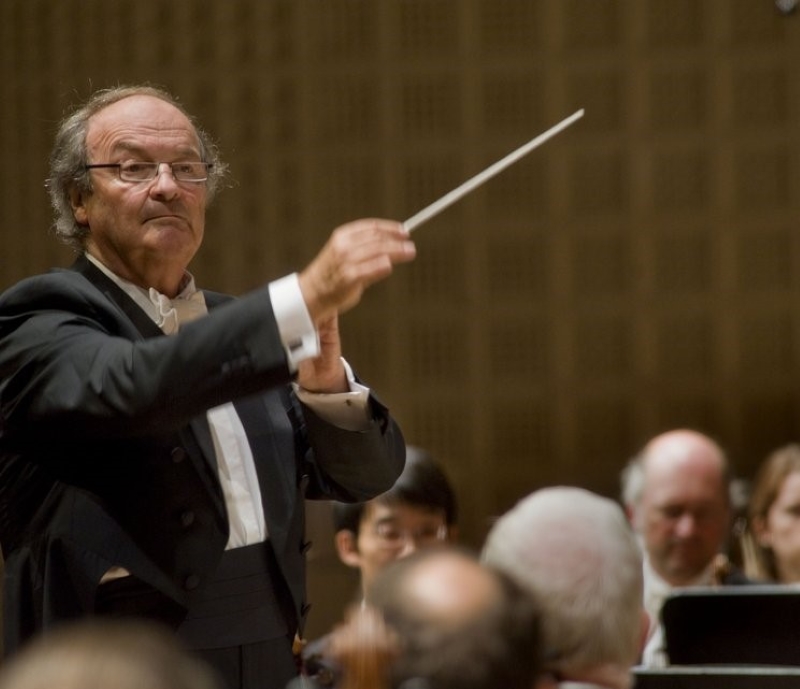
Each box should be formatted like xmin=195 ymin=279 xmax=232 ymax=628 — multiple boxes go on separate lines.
xmin=482 ymin=486 xmax=647 ymax=689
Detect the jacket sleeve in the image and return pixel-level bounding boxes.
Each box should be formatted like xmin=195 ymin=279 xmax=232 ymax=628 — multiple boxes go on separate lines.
xmin=297 ymin=392 xmax=406 ymax=503
xmin=0 ymin=271 xmax=294 ymax=440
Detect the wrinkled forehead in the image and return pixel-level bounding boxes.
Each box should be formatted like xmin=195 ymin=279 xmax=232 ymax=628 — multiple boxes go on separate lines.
xmin=86 ymin=95 xmax=200 ymax=157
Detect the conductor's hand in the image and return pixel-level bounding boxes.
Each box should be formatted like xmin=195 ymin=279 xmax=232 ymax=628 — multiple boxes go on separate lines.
xmin=298 ymin=219 xmax=416 ymax=324
xmin=296 ymin=219 xmax=415 ymax=393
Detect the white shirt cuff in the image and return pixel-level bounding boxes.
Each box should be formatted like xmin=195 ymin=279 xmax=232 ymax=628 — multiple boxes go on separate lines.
xmin=294 ymin=359 xmax=371 ymax=431
xmin=268 ymin=273 xmax=320 ymax=371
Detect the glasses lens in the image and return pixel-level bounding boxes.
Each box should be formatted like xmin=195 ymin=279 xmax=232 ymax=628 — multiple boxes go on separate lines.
xmin=374 ymin=523 xmax=447 ymax=549
xmin=118 ymin=161 xmax=209 ymax=182
xmin=416 ymin=525 xmax=447 ymax=545
xmin=119 ymin=162 xmax=159 ymax=182
xmin=172 ymin=162 xmax=210 ymax=181
xmin=375 ymin=524 xmax=403 ymax=547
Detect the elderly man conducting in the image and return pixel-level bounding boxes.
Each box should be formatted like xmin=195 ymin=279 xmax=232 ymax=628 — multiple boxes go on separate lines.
xmin=0 ymin=85 xmax=416 ymax=689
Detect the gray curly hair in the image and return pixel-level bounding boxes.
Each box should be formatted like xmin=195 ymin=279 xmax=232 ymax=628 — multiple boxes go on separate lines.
xmin=46 ymin=84 xmax=228 ymax=253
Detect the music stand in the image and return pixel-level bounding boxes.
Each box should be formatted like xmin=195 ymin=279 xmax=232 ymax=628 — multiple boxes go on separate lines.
xmin=662 ymin=585 xmax=800 ymax=666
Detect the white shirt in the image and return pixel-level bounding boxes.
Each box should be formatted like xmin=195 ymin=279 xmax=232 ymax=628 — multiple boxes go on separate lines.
xmin=86 ymin=254 xmax=371 ymax=550
xmin=641 ymin=555 xmax=716 ymax=667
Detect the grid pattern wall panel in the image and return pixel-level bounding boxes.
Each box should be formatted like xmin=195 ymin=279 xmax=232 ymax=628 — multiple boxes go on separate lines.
xmin=657 ymin=393 xmax=720 ymax=433
xmin=3 ymin=0 xmax=800 ymax=634
xmin=651 ymin=147 xmax=710 ymax=211
xmin=736 ymin=229 xmax=794 ymax=291
xmin=656 ymin=314 xmax=714 ymax=378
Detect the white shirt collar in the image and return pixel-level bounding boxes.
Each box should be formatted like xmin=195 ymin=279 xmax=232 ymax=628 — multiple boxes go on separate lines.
xmin=84 ymin=253 xmax=206 ymax=333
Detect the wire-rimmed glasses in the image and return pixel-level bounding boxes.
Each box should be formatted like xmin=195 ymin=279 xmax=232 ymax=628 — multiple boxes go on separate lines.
xmin=373 ymin=522 xmax=448 ymax=551
xmin=85 ymin=161 xmax=212 ymax=183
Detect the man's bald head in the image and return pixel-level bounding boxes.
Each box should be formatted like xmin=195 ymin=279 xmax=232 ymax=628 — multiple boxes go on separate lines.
xmin=366 ymin=547 xmax=542 ymax=689
xmin=622 ymin=429 xmax=732 ymax=585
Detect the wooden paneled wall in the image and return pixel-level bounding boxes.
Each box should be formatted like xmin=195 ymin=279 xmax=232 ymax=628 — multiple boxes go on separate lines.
xmin=2 ymin=0 xmax=800 ymax=635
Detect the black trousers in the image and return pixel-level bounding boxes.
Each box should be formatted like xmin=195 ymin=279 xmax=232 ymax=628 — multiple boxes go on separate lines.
xmin=199 ymin=636 xmax=298 ymax=689
xmin=95 ymin=542 xmax=299 ymax=689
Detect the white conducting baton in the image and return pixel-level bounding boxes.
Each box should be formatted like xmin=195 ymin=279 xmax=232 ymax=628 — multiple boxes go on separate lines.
xmin=402 ymin=109 xmax=585 ymax=233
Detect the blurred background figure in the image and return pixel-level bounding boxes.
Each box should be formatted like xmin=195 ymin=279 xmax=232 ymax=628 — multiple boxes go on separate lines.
xmin=0 ymin=619 xmax=223 ymax=689
xmin=363 ymin=546 xmax=544 ymax=689
xmin=331 ymin=446 xmax=458 ymax=598
xmin=620 ymin=429 xmax=748 ymax=666
xmin=483 ymin=486 xmax=645 ymax=689
xmin=301 ymin=446 xmax=458 ymax=686
xmin=740 ymin=443 xmax=800 ymax=583
xmin=319 ymin=606 xmax=399 ymax=689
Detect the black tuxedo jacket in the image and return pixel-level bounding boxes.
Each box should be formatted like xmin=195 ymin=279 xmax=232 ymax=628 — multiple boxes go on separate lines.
xmin=0 ymin=256 xmax=404 ymax=655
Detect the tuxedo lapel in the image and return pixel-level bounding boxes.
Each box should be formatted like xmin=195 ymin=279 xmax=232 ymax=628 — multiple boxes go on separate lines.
xmin=70 ymin=255 xmax=163 ymax=339
xmin=70 ymin=254 xmax=226 ymax=512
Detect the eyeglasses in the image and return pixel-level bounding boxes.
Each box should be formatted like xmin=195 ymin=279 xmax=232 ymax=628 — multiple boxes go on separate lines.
xmin=373 ymin=523 xmax=448 ymax=550
xmin=84 ymin=161 xmax=212 ymax=183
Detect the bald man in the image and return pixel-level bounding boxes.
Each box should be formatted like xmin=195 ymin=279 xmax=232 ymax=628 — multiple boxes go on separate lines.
xmin=364 ymin=547 xmax=544 ymax=689
xmin=621 ymin=429 xmax=749 ymax=666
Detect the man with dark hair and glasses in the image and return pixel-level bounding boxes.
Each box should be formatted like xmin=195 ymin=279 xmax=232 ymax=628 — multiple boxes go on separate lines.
xmin=0 ymin=84 xmax=416 ymax=689
xmin=331 ymin=446 xmax=458 ymax=596
xmin=300 ymin=447 xmax=458 ymax=687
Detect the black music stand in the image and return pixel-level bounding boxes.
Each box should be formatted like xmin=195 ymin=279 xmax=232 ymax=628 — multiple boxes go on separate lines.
xmin=662 ymin=585 xmax=800 ymax=666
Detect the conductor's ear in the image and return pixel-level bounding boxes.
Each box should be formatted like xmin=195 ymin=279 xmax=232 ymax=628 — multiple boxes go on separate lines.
xmin=70 ymin=187 xmax=90 ymax=226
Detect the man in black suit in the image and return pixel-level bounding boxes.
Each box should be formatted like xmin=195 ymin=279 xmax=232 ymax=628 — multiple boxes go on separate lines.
xmin=0 ymin=84 xmax=415 ymax=689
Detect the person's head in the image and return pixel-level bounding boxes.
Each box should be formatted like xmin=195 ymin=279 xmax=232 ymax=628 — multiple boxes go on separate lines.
xmin=744 ymin=443 xmax=800 ymax=583
xmin=333 ymin=446 xmax=457 ymax=595
xmin=621 ymin=429 xmax=732 ymax=586
xmin=482 ymin=487 xmax=645 ymax=689
xmin=0 ymin=618 xmax=222 ymax=689
xmin=47 ymin=84 xmax=228 ymax=295
xmin=365 ymin=546 xmax=543 ymax=689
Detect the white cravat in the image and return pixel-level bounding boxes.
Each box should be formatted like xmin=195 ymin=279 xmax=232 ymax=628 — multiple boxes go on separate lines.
xmin=148 ymin=286 xmax=208 ymax=334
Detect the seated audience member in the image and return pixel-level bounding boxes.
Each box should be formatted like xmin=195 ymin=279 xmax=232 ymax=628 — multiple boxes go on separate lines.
xmin=360 ymin=546 xmax=544 ymax=689
xmin=620 ymin=429 xmax=749 ymax=666
xmin=332 ymin=446 xmax=458 ymax=596
xmin=740 ymin=443 xmax=800 ymax=583
xmin=302 ymin=446 xmax=457 ymax=685
xmin=0 ymin=619 xmax=223 ymax=689
xmin=482 ymin=486 xmax=646 ymax=689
